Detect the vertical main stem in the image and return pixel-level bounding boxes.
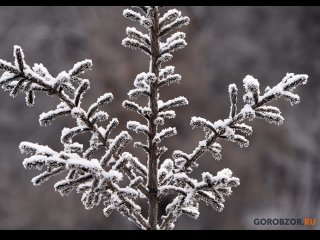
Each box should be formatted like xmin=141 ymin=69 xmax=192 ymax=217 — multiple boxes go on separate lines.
xmin=148 ymin=7 xmax=160 ymax=230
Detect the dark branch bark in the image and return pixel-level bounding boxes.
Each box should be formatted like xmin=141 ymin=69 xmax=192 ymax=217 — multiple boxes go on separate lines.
xmin=148 ymin=7 xmax=161 ymax=230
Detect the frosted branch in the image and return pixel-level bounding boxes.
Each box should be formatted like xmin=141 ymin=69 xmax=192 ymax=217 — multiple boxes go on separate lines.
xmin=175 ymin=73 xmax=308 ymax=172
xmin=0 ymin=6 xmax=309 ymax=231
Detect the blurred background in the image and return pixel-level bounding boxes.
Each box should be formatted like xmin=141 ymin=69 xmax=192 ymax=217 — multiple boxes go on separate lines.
xmin=0 ymin=6 xmax=319 ymax=230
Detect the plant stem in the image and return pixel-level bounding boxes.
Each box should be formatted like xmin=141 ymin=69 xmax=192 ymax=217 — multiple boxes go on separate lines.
xmin=148 ymin=7 xmax=160 ymax=230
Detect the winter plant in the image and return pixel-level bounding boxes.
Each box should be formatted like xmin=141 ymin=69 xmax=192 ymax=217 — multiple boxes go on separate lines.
xmin=0 ymin=6 xmax=308 ymax=230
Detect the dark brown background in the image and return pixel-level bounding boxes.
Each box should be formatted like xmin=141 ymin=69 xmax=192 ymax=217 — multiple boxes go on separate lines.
xmin=0 ymin=6 xmax=319 ymax=230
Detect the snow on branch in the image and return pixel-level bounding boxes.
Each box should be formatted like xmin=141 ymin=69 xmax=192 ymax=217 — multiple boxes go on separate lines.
xmin=127 ymin=121 xmax=149 ymax=136
xmin=69 ymin=60 xmax=93 ymax=77
xmin=122 ymin=100 xmax=151 ymax=119
xmin=159 ymin=10 xmax=190 ymax=38
xmin=158 ymin=96 xmax=189 ymax=112
xmin=156 ymin=73 xmax=308 ymax=229
xmin=0 ymin=45 xmax=150 ymax=229
xmin=126 ymin=27 xmax=151 ymax=47
xmin=39 ymin=103 xmax=71 ymax=127
xmin=122 ymin=38 xmax=151 ymax=56
xmin=172 ymin=73 xmax=308 ymax=174
xmin=87 ymin=93 xmax=114 ymax=118
xmin=100 ymin=131 xmax=132 ymax=166
xmin=159 ymin=168 xmax=239 ymax=229
xmin=0 ymin=6 xmax=309 ymax=230
xmin=229 ymin=84 xmax=238 ymax=118
xmin=153 ymin=127 xmax=177 ymax=144
xmin=123 ymin=9 xmax=153 ymax=28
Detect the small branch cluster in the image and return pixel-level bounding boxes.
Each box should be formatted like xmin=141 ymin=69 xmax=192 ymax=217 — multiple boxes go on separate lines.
xmin=174 ymin=74 xmax=308 ymax=173
xmin=0 ymin=6 xmax=308 ymax=230
xmin=0 ymin=45 xmax=149 ymax=230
